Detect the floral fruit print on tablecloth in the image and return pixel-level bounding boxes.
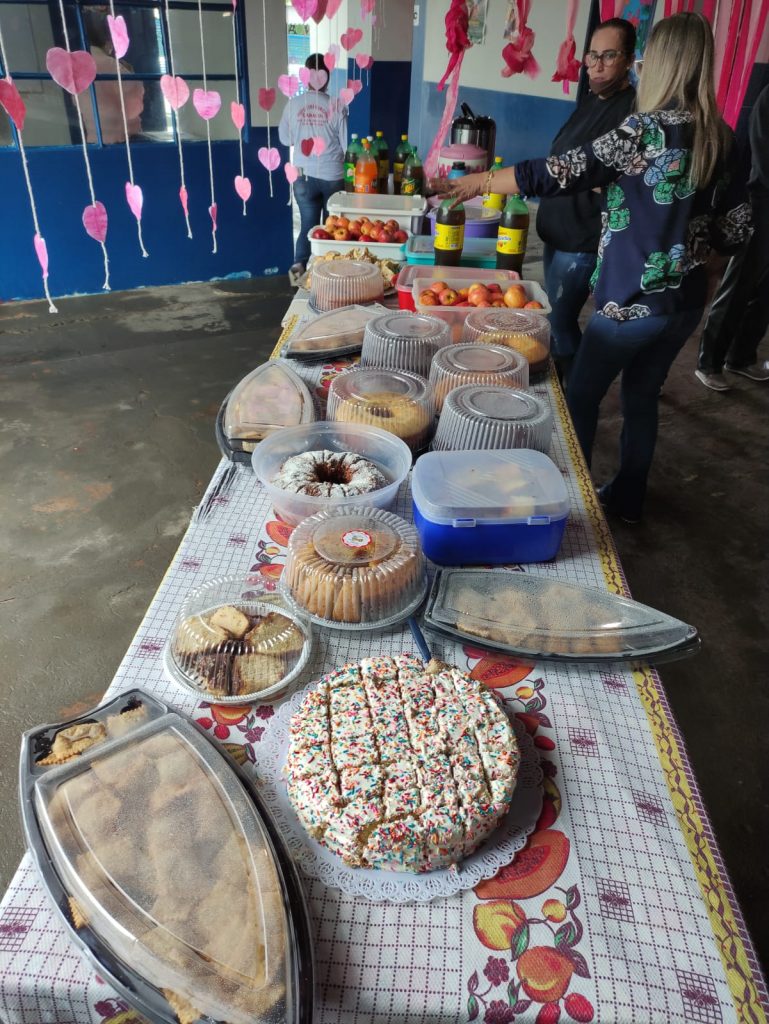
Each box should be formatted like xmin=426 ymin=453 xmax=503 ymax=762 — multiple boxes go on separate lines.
xmin=465 ymin=650 xmax=595 ymax=1024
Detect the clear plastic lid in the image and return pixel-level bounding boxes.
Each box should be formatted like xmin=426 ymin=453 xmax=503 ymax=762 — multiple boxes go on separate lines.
xmin=166 ymin=574 xmax=312 ymax=703
xmin=222 ymin=362 xmax=315 ymax=455
xmin=327 ymin=367 xmax=435 ymax=453
xmin=31 ymin=708 xmax=308 ymax=1024
xmin=412 ymin=449 xmax=569 ymax=525
xmin=281 ymin=304 xmax=387 ymax=360
xmin=361 ymin=311 xmax=452 ymax=376
xmin=281 ymin=507 xmax=426 ymax=630
xmin=463 ymin=309 xmax=551 ymax=375
xmin=327 ymin=191 xmax=427 ymax=217
xmin=309 ymin=260 xmax=384 ymax=313
xmin=432 ymin=385 xmax=552 ymax=453
xmin=429 ymin=343 xmax=529 ymax=411
xmin=424 ymin=568 xmax=701 ymax=664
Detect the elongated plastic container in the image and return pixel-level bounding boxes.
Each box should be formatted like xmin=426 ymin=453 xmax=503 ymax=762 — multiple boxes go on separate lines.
xmin=429 ymin=343 xmax=529 ymax=411
xmin=432 ymin=385 xmax=552 ymax=453
xmin=411 ymin=449 xmax=569 ymax=565
xmin=406 ymin=234 xmax=498 ymax=270
xmin=464 ymin=307 xmax=551 ymax=375
xmin=396 ymin=263 xmax=520 ymax=311
xmin=281 ymin=304 xmax=387 ymax=360
xmin=310 ymin=260 xmax=384 ymax=312
xmin=327 ymin=367 xmax=436 ymax=453
xmin=413 ymin=280 xmax=549 ymax=342
xmin=361 ymin=311 xmax=451 ymax=377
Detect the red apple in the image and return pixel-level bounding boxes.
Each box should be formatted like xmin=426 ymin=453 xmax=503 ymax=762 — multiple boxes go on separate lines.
xmin=429 ymin=280 xmax=449 ymax=295
xmin=348 ymin=229 xmax=361 ymax=240
xmin=379 ymin=230 xmax=394 ymax=244
xmin=385 ymin=219 xmax=400 ymax=231
xmin=333 ymin=228 xmax=350 ymax=241
xmin=439 ymin=288 xmax=459 ymax=305
xmin=393 ymin=230 xmax=408 ymax=244
xmin=419 ymin=289 xmax=439 ymax=305
xmin=368 ymin=227 xmax=381 ymax=241
xmin=312 ymin=228 xmax=331 ymax=239
xmin=324 ymin=216 xmax=337 ymax=231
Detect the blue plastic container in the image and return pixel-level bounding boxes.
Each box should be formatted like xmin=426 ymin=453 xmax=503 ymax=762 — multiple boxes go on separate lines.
xmin=411 ymin=449 xmax=569 ymax=565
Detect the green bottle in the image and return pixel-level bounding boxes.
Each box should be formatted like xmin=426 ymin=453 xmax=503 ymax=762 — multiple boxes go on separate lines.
xmin=343 ymin=134 xmax=362 ymax=193
xmin=496 ymin=194 xmax=530 ymax=274
xmin=393 ymin=134 xmax=411 ymax=192
xmin=400 ymin=148 xmax=423 ymax=197
xmin=434 ymin=198 xmax=465 ymax=267
xmin=374 ymin=130 xmax=390 ymax=193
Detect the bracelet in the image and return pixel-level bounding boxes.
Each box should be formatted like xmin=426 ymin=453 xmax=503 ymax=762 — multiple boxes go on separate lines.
xmin=482 ymin=168 xmax=495 ymax=196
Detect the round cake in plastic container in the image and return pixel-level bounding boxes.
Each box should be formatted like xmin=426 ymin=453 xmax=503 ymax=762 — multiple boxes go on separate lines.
xmin=281 ymin=507 xmax=427 ymax=630
xmin=309 ymin=260 xmax=384 ymax=312
xmin=327 ymin=367 xmax=436 ymax=454
xmin=463 ymin=308 xmax=551 ymax=375
xmin=432 ymin=385 xmax=553 ymax=453
xmin=360 ymin=311 xmax=451 ymax=376
xmin=165 ymin=574 xmax=312 ymax=703
xmin=429 ymin=343 xmax=529 ymax=411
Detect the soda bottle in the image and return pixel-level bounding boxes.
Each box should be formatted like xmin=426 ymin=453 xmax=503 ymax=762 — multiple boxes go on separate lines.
xmin=434 ymin=198 xmax=465 ymax=267
xmin=354 ymin=138 xmax=378 ymax=194
xmin=344 ymin=134 xmax=362 ymax=193
xmin=448 ymin=161 xmax=467 ymax=180
xmin=483 ymin=156 xmax=506 ymax=211
xmin=400 ymin=148 xmax=423 ymax=197
xmin=496 ymin=194 xmax=529 ymax=274
xmin=374 ymin=130 xmax=390 ymax=194
xmin=393 ymin=134 xmax=411 ymax=192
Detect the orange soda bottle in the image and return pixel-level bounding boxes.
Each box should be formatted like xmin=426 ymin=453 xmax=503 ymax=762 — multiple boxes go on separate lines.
xmin=354 ymin=139 xmax=378 ymax=194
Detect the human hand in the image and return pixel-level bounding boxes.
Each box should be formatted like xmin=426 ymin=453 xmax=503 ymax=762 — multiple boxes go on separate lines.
xmin=429 ymin=172 xmax=485 ymax=209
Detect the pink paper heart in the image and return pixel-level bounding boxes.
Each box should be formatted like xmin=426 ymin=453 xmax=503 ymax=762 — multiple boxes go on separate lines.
xmin=235 ymin=175 xmax=252 ymax=201
xmin=160 ymin=74 xmax=189 ymax=110
xmin=125 ymin=182 xmax=143 ymax=221
xmin=311 ymin=136 xmax=326 ymax=156
xmin=355 ymin=53 xmax=372 ymax=70
xmin=193 ymin=88 xmax=221 ymax=120
xmin=107 ymin=15 xmax=129 ymax=59
xmin=277 ymin=74 xmax=299 ymax=98
xmin=34 ymin=234 xmax=49 ymax=277
xmin=258 ymin=87 xmax=276 ymax=111
xmin=324 ymin=50 xmax=337 ymax=72
xmin=179 ymin=185 xmax=189 ymax=217
xmin=347 ymin=78 xmax=363 ymax=95
xmin=298 ymin=67 xmax=311 ymax=87
xmin=311 ymin=0 xmax=328 ymax=23
xmin=327 ymin=43 xmax=341 ymax=61
xmin=230 ymin=101 xmax=245 ymax=131
xmin=258 ymin=146 xmax=281 ymax=171
xmin=284 ymin=163 xmax=299 ymax=184
xmin=291 ymin=0 xmax=317 ymax=20
xmin=360 ymin=0 xmax=375 ymax=15
xmin=82 ymin=201 xmax=108 ymax=243
xmin=209 ymin=203 xmax=217 ymax=230
xmin=308 ymin=69 xmax=328 ymax=90
xmin=326 ymin=0 xmax=343 ymax=16
xmin=300 ymin=138 xmax=313 ymax=157
xmin=0 ymin=79 xmax=26 ymax=132
xmin=340 ymin=27 xmax=363 ymax=51
xmin=46 ymin=48 xmax=97 ymax=96
xmin=339 ymin=87 xmax=354 ymax=106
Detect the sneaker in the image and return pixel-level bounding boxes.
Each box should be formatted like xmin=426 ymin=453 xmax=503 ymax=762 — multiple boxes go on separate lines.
xmin=288 ymin=263 xmax=305 ymax=288
xmin=724 ymin=361 xmax=769 ymax=381
xmin=695 ymin=369 xmax=731 ymax=392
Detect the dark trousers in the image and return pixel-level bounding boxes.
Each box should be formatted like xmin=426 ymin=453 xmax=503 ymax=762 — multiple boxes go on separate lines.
xmin=697 ymin=196 xmax=769 ymax=372
xmin=293 ymin=175 xmax=344 ymax=267
xmin=542 ymin=244 xmax=596 ymax=382
xmin=567 ymin=307 xmax=703 ymax=519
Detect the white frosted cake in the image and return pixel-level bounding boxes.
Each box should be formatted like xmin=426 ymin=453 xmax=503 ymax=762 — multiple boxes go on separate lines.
xmin=285 ymin=654 xmax=519 ymax=872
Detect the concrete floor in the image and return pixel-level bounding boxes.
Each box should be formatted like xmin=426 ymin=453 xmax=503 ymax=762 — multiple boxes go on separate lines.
xmin=1 ymin=261 xmax=767 ymax=975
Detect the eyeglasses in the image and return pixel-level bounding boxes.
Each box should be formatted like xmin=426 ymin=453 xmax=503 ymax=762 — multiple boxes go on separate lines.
xmin=633 ymin=59 xmax=644 ymax=74
xmin=584 ymin=49 xmax=626 ymax=67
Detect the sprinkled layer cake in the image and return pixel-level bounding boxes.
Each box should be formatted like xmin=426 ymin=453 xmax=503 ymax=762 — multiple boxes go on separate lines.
xmin=285 ymin=655 xmax=520 ymax=872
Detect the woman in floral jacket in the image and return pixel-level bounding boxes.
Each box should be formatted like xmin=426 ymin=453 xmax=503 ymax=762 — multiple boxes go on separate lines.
xmin=439 ymin=13 xmax=751 ymax=522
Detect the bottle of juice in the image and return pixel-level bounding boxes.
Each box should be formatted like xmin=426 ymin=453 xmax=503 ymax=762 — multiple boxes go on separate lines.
xmin=344 ymin=134 xmax=362 ymax=193
xmin=354 ymin=138 xmax=378 ymax=194
xmin=400 ymin=148 xmax=423 ymax=197
xmin=434 ymin=198 xmax=465 ymax=267
xmin=496 ymin=194 xmax=529 ymax=274
xmin=393 ymin=134 xmax=411 ymax=192
xmin=483 ymin=156 xmax=506 ymax=211
xmin=374 ymin=130 xmax=390 ymax=194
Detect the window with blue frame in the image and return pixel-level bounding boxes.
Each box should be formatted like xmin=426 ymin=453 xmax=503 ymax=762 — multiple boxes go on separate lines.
xmin=0 ymin=0 xmax=246 ymax=148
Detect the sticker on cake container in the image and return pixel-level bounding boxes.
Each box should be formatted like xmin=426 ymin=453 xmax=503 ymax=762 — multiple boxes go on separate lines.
xmin=342 ymin=529 xmax=372 ymax=549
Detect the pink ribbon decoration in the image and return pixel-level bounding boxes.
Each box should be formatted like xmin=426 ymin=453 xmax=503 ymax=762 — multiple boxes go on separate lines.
xmin=278 ymin=74 xmax=300 ymax=98
xmin=46 ymin=48 xmax=97 ymax=95
xmin=291 ymin=0 xmax=318 ymax=21
xmin=258 ymin=146 xmax=281 ymax=171
xmin=552 ymin=0 xmax=581 ymax=94
xmin=500 ymin=0 xmax=539 ymax=79
xmin=340 ymin=27 xmax=363 ymax=50
xmin=0 ymin=78 xmax=26 ymax=131
xmin=230 ymin=101 xmax=246 ymax=131
xmin=82 ymin=202 xmax=108 ymax=243
xmin=192 ymin=88 xmax=221 ymax=120
xmin=160 ymin=74 xmax=189 ymax=110
xmin=234 ymin=174 xmax=252 ymax=201
xmin=723 ymin=0 xmax=769 ymax=127
xmin=258 ymin=87 xmax=276 ymax=111
xmin=424 ymin=0 xmax=472 ymax=178
xmin=107 ymin=15 xmax=129 ymax=59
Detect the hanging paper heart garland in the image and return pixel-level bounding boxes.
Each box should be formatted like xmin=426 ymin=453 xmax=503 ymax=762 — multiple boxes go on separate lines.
xmin=326 ymin=0 xmax=344 ymax=16
xmin=340 ymin=27 xmax=363 ymax=50
xmin=234 ymin=175 xmax=252 ymax=201
xmin=161 ymin=0 xmax=192 ymax=237
xmin=190 ymin=0 xmax=220 ymax=254
xmin=284 ymin=163 xmax=299 ymax=184
xmin=347 ymin=78 xmax=363 ymax=95
xmin=107 ymin=15 xmax=129 ymax=59
xmin=339 ymin=86 xmax=354 ymax=106
xmin=278 ymin=74 xmax=300 ymax=98
xmin=193 ymin=88 xmax=222 ymax=120
xmin=83 ymin=202 xmax=108 ymax=243
xmin=291 ymin=0 xmax=317 ymax=21
xmin=258 ymin=146 xmax=281 ymax=171
xmin=0 ymin=79 xmax=25 ymax=131
xmin=160 ymin=74 xmax=189 ymax=110
xmin=230 ymin=101 xmax=245 ymax=131
xmin=227 ymin=1 xmax=250 ymax=213
xmin=258 ymin=88 xmax=276 ymax=111
xmin=355 ymin=53 xmax=373 ymax=70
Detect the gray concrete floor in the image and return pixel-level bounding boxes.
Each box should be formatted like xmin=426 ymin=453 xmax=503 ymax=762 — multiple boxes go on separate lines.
xmin=1 ymin=263 xmax=767 ymax=975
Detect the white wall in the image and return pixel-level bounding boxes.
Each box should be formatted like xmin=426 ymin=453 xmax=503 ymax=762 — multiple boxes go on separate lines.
xmin=246 ymin=0 xmax=291 ymax=126
xmin=373 ymin=0 xmax=414 ymax=61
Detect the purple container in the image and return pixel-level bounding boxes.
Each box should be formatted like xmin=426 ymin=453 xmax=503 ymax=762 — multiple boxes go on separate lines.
xmin=427 ymin=197 xmax=501 ymax=239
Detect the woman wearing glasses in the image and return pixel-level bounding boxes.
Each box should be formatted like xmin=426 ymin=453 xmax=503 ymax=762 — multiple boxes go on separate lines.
xmin=437 ymin=13 xmax=750 ymax=524
xmin=537 ymin=18 xmax=637 ymax=385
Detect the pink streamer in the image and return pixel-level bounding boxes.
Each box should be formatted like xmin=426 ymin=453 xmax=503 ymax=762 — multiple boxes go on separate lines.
xmin=717 ymin=0 xmax=748 ymax=109
xmin=553 ymin=0 xmax=580 ymax=94
xmin=425 ymin=49 xmax=466 ymax=178
xmin=724 ymin=0 xmax=769 ymax=126
xmin=500 ymin=0 xmax=539 ymax=78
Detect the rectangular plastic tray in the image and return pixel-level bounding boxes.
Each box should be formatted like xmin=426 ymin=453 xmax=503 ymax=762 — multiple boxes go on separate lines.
xmin=326 ymin=191 xmax=427 ymax=232
xmin=308 ymin=227 xmax=410 ymax=260
xmin=412 ymin=278 xmax=549 ymax=341
xmin=406 ymin=235 xmax=498 ymax=269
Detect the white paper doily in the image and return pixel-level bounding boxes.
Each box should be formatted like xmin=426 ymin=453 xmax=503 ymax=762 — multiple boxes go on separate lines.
xmin=256 ymin=684 xmax=543 ymax=903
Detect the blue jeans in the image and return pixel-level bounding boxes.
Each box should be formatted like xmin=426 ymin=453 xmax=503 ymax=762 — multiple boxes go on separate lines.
xmin=567 ymin=307 xmax=702 ymax=519
xmin=293 ymin=174 xmax=344 ymax=266
xmin=542 ymin=244 xmax=596 ymax=375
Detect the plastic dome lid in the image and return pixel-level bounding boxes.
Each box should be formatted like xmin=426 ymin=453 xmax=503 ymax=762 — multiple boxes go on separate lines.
xmin=432 ymin=385 xmax=552 ymax=452
xmin=463 ymin=308 xmax=551 ymax=374
xmin=361 ymin=311 xmax=451 ymax=375
xmin=429 ymin=343 xmax=529 ymax=410
xmin=327 ymin=367 xmax=435 ymax=453
xmin=366 ymin=310 xmax=451 ymax=341
xmin=281 ymin=304 xmax=385 ymax=360
xmin=309 ymin=260 xmax=384 ymax=312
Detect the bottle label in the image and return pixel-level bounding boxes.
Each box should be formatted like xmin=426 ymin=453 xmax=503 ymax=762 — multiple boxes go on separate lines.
xmin=393 ymin=161 xmax=404 ymax=182
xmin=401 ymin=177 xmax=419 ymax=195
xmin=497 ymin=227 xmax=528 ymax=255
xmin=344 ymin=162 xmax=355 ymax=184
xmin=355 ymin=183 xmax=376 ymax=193
xmin=434 ymin=223 xmax=465 ymax=251
xmin=482 ymin=192 xmax=505 ymax=212
xmin=378 ymin=160 xmax=389 ymax=178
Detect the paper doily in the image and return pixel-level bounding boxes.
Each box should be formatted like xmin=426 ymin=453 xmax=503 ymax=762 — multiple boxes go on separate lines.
xmin=256 ymin=684 xmax=543 ymax=903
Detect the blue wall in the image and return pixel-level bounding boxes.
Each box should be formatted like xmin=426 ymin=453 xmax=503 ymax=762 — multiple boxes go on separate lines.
xmin=1 ymin=132 xmax=294 ymax=302
xmin=345 ymin=59 xmax=412 ymax=154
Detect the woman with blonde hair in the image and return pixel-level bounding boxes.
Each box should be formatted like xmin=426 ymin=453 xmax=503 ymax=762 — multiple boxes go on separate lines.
xmin=439 ymin=13 xmax=751 ymax=522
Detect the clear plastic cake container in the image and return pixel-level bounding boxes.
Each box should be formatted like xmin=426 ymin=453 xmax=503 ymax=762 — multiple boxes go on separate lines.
xmin=309 ymin=260 xmax=384 ymax=312
xmin=281 ymin=507 xmax=427 ymax=630
xmin=429 ymin=343 xmax=529 ymax=411
xmin=281 ymin=304 xmax=387 ymax=360
xmin=164 ymin=574 xmax=312 ymax=703
xmin=414 ymin=280 xmax=549 ymax=342
xmin=327 ymin=367 xmax=436 ymax=454
xmin=360 ymin=310 xmax=452 ymax=377
xmin=412 ymin=449 xmax=569 ymax=565
xmin=251 ymin=421 xmax=411 ymax=526
xmin=432 ymin=385 xmax=552 ymax=453
xmin=463 ymin=306 xmax=552 ymax=375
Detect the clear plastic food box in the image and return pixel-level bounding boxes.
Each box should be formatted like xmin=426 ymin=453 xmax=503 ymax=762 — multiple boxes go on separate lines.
xmin=280 ymin=304 xmax=387 ymax=361
xmin=396 ymin=263 xmax=520 ymax=311
xmin=326 ymin=191 xmax=427 ymax=232
xmin=413 ymin=280 xmax=549 ymax=341
xmin=307 ymin=227 xmax=411 ymax=261
xmin=429 ymin=343 xmax=529 ymax=411
xmin=464 ymin=307 xmax=552 ymax=376
xmin=309 ymin=260 xmax=384 ymax=312
xmin=432 ymin=385 xmax=552 ymax=453
xmin=361 ymin=310 xmax=452 ymax=377
xmin=20 ymin=690 xmax=314 ymax=1024
xmin=327 ymin=366 xmax=436 ymax=454
xmin=411 ymin=449 xmax=569 ymax=565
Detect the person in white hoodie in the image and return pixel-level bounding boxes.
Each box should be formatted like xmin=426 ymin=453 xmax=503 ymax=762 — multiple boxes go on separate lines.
xmin=279 ymin=53 xmax=347 ymax=284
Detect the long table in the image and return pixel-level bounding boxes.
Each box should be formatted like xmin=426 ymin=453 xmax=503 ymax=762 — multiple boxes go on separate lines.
xmin=1 ymin=306 xmax=767 ymax=1024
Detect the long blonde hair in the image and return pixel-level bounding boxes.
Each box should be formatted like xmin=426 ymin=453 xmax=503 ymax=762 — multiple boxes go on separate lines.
xmin=636 ymin=12 xmax=730 ymax=187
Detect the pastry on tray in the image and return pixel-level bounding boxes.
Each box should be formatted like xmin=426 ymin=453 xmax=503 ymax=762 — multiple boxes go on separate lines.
xmin=285 ymin=654 xmax=520 ymax=872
